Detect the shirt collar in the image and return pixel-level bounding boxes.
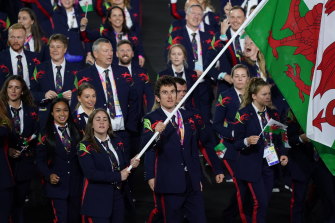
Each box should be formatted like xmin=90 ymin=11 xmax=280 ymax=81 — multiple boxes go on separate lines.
xmin=171 ymin=65 xmax=184 ymax=74
xmin=9 ymin=101 xmax=23 ymax=110
xmin=95 ymin=63 xmax=112 ymax=75
xmin=10 ymin=47 xmax=24 ymax=57
xmin=51 ymin=59 xmax=66 ymax=70
xmin=252 ymin=102 xmax=266 ymax=114
xmin=186 ymin=25 xmax=199 ymax=36
xmin=95 ymin=135 xmax=110 ymax=144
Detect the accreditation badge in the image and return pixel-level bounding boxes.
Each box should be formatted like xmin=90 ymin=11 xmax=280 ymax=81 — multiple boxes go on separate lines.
xmin=263 ymin=145 xmax=279 ymax=166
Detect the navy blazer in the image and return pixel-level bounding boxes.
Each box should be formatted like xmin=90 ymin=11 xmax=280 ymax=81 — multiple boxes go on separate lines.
xmin=287 ymin=120 xmax=316 ymax=182
xmin=36 ymin=126 xmax=83 ymax=199
xmin=0 ymin=49 xmax=41 ymax=88
xmin=166 ymin=27 xmax=215 ymax=73
xmin=213 ymin=87 xmax=240 ymax=161
xmin=143 ymin=108 xmax=211 ymax=193
xmin=78 ymin=137 xmax=128 ymax=217
xmin=233 ymin=103 xmax=284 ymax=182
xmin=52 ymin=6 xmax=85 ymax=58
xmin=30 ymin=60 xmax=80 ymax=105
xmin=72 ymin=111 xmax=88 ymax=135
xmin=80 ymin=23 xmax=144 ymax=65
xmin=8 ymin=104 xmax=39 ymax=182
xmin=169 ymin=18 xmax=218 ymax=38
xmin=77 ymin=64 xmax=139 ymax=133
xmin=126 ymin=63 xmax=154 ymax=119
xmin=28 ymin=0 xmax=54 ymax=37
xmin=0 ymin=125 xmax=14 ymax=189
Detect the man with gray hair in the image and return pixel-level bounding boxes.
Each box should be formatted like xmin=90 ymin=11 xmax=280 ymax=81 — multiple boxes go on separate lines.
xmin=77 ymin=38 xmax=139 ymax=160
xmin=165 ymin=4 xmax=216 ymax=124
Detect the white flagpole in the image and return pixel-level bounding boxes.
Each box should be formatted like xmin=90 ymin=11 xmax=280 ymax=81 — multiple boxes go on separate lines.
xmin=127 ymin=0 xmax=270 ymax=171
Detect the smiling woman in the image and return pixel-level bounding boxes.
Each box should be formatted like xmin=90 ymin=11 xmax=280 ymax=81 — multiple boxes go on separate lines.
xmin=80 ymin=6 xmax=145 ymax=66
xmin=0 ymin=75 xmax=38 ymax=223
xmin=35 ymin=98 xmax=83 ymax=223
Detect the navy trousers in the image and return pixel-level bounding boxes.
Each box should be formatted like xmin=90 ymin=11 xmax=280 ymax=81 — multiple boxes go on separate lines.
xmin=0 ymin=187 xmax=13 ymax=223
xmin=51 ymin=196 xmax=81 ymax=223
xmin=155 ymin=172 xmax=206 ymax=223
xmin=237 ymin=160 xmax=274 ymax=223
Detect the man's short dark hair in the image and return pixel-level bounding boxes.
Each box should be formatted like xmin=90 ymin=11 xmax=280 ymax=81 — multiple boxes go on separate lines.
xmin=173 ymin=77 xmax=187 ymax=86
xmin=48 ymin=33 xmax=68 ymax=48
xmin=230 ymin=5 xmax=246 ymax=16
xmin=154 ymin=76 xmax=177 ymax=98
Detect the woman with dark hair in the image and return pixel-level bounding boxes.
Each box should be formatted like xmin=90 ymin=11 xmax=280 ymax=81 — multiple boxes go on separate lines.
xmin=233 ymin=77 xmax=288 ymax=223
xmin=36 ymin=98 xmax=82 ymax=223
xmin=80 ymin=6 xmax=145 ymax=66
xmin=18 ymin=8 xmax=47 ymax=56
xmin=0 ymin=98 xmax=13 ymax=223
xmin=0 ymin=75 xmax=39 ymax=223
xmin=95 ymin=0 xmax=140 ymax=33
xmin=73 ymin=82 xmax=96 ymax=134
xmin=78 ymin=108 xmax=140 ymax=223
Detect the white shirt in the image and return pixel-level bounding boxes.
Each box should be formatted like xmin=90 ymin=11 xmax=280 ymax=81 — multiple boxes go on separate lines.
xmin=95 ymin=136 xmax=119 ymax=165
xmin=161 ymin=106 xmax=179 ymax=125
xmin=26 ymin=35 xmax=35 ymax=52
xmin=119 ymin=63 xmax=132 ymax=76
xmin=10 ymin=48 xmax=30 ymax=88
xmin=77 ymin=105 xmax=89 ymax=123
xmin=124 ymin=8 xmax=133 ymax=30
xmin=52 ymin=59 xmax=66 ymax=90
xmin=9 ymin=101 xmax=24 ymax=134
xmin=230 ymin=28 xmax=245 ymax=53
xmin=66 ymin=8 xmax=78 ymax=29
xmin=251 ymin=102 xmax=269 ymax=129
xmin=171 ymin=65 xmax=186 ymax=80
xmin=95 ymin=64 xmax=125 ymax=131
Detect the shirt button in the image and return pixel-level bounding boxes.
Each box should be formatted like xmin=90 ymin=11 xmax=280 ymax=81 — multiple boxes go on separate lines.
xmin=67 ymin=161 xmax=70 ymax=164
xmin=67 ymin=171 xmax=70 ymax=174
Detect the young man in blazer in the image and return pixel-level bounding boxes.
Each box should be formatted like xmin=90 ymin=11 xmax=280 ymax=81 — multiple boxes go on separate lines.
xmin=143 ymin=76 xmax=224 ymax=223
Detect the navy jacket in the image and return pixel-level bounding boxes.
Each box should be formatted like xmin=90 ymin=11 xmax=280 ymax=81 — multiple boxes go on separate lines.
xmin=8 ymin=104 xmax=39 ymax=182
xmin=0 ymin=125 xmax=14 ymax=189
xmin=72 ymin=111 xmax=88 ymax=135
xmin=287 ymin=120 xmax=316 ymax=182
xmin=78 ymin=137 xmax=128 ymax=217
xmin=52 ymin=6 xmax=85 ymax=59
xmin=126 ymin=63 xmax=154 ymax=120
xmin=213 ymin=87 xmax=240 ymax=161
xmin=80 ymin=22 xmax=144 ymax=65
xmin=0 ymin=49 xmax=40 ymax=88
xmin=77 ymin=64 xmax=139 ymax=133
xmin=142 ymin=108 xmax=221 ymax=194
xmin=30 ymin=60 xmax=80 ymax=104
xmin=233 ymin=104 xmax=284 ymax=182
xmin=36 ymin=126 xmax=83 ymax=199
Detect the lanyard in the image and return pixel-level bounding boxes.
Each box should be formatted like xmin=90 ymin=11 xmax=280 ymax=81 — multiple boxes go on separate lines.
xmin=176 ymin=111 xmax=185 ymax=146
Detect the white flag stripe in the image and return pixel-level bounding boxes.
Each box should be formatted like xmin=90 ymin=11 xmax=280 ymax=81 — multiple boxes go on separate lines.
xmin=307 ymin=0 xmax=335 ymax=148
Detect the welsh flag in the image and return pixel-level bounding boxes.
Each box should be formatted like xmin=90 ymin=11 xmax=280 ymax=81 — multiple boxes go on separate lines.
xmin=245 ymin=0 xmax=335 ymax=174
xmin=79 ymin=0 xmax=94 ymax=13
xmin=263 ymin=119 xmax=287 ymax=135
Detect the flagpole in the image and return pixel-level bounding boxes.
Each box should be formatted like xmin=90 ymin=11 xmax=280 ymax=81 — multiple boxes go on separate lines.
xmin=127 ymin=0 xmax=270 ymax=171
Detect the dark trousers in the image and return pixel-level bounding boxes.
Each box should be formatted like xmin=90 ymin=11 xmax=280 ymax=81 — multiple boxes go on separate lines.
xmin=222 ymin=159 xmax=248 ymax=223
xmin=12 ymin=180 xmax=30 ymax=223
xmin=0 ymin=187 xmax=13 ymax=223
xmin=237 ymin=160 xmax=274 ymax=223
xmin=156 ymin=172 xmax=206 ymax=223
xmin=291 ymin=160 xmax=335 ymax=223
xmin=83 ymin=189 xmax=124 ymax=223
xmin=51 ymin=196 xmax=81 ymax=223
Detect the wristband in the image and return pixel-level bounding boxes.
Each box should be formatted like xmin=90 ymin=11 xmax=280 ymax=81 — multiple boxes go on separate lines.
xmin=220 ymin=34 xmax=227 ymax=41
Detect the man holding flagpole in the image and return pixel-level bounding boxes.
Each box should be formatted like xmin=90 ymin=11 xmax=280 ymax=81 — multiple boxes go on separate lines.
xmin=142 ymin=76 xmax=224 ymax=223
